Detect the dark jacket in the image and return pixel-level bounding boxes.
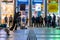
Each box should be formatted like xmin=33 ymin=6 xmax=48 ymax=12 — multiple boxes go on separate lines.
xmin=32 ymin=16 xmax=35 ymax=23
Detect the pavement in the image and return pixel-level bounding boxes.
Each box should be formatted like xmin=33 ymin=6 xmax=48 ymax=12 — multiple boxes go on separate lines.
xmin=0 ymin=27 xmax=60 ymax=40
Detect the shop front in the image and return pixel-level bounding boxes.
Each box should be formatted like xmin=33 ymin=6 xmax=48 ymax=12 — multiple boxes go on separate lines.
xmin=0 ymin=0 xmax=14 ymax=27
xmin=16 ymin=0 xmax=29 ymax=26
xmin=15 ymin=0 xmax=45 ymax=27
xmin=32 ymin=0 xmax=45 ymax=18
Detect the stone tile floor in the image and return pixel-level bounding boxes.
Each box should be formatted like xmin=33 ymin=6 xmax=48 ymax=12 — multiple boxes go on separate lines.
xmin=0 ymin=27 xmax=60 ymax=40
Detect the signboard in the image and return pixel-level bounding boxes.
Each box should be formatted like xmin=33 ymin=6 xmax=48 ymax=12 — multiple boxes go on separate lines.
xmin=17 ymin=0 xmax=28 ymax=6
xmin=33 ymin=0 xmax=43 ymax=4
xmin=48 ymin=4 xmax=58 ymax=12
xmin=48 ymin=0 xmax=58 ymax=12
xmin=34 ymin=0 xmax=43 ymax=2
xmin=35 ymin=4 xmax=41 ymax=11
xmin=18 ymin=0 xmax=28 ymax=2
xmin=48 ymin=0 xmax=58 ymax=3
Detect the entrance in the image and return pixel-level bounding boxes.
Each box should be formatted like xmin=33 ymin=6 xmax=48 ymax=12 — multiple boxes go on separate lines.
xmin=16 ymin=0 xmax=29 ymax=27
xmin=16 ymin=0 xmax=45 ymax=27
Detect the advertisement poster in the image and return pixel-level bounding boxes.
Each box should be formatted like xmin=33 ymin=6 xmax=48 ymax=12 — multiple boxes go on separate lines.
xmin=35 ymin=4 xmax=41 ymax=11
xmin=32 ymin=0 xmax=44 ymax=17
xmin=21 ymin=11 xmax=26 ymax=25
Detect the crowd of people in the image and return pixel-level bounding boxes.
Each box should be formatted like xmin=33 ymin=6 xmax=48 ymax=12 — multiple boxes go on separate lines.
xmin=4 ymin=12 xmax=59 ymax=31
xmin=32 ymin=14 xmax=57 ymax=28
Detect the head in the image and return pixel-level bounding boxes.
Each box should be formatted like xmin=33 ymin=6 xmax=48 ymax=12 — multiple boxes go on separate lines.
xmin=10 ymin=15 xmax=12 ymax=17
xmin=49 ymin=14 xmax=50 ymax=16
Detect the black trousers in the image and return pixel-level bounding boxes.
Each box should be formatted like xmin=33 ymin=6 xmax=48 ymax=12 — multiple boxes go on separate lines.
xmin=10 ymin=21 xmax=16 ymax=31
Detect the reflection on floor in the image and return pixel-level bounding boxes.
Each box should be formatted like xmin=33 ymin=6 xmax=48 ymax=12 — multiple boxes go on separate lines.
xmin=34 ymin=28 xmax=60 ymax=40
xmin=0 ymin=27 xmax=60 ymax=40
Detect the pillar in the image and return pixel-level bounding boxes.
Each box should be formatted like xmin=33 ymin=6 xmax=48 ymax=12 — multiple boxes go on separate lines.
xmin=29 ymin=0 xmax=32 ymax=26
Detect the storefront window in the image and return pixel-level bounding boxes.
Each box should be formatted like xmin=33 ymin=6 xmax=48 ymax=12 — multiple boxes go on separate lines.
xmin=32 ymin=0 xmax=44 ymax=17
xmin=0 ymin=0 xmax=14 ymax=24
xmin=16 ymin=0 xmax=29 ymax=26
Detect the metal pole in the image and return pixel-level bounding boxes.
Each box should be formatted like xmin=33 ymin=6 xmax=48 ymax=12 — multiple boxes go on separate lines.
xmin=0 ymin=1 xmax=1 ymax=24
xmin=45 ymin=0 xmax=47 ymax=26
xmin=45 ymin=0 xmax=47 ymax=18
xmin=29 ymin=0 xmax=32 ymax=26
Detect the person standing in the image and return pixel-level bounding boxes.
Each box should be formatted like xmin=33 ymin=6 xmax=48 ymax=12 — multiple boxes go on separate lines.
xmin=47 ymin=14 xmax=52 ymax=27
xmin=52 ymin=14 xmax=56 ymax=28
xmin=10 ymin=12 xmax=20 ymax=31
xmin=39 ymin=16 xmax=43 ymax=27
xmin=9 ymin=15 xmax=13 ymax=27
xmin=32 ymin=16 xmax=35 ymax=27
xmin=4 ymin=15 xmax=8 ymax=24
xmin=44 ymin=16 xmax=48 ymax=27
xmin=4 ymin=15 xmax=8 ymax=28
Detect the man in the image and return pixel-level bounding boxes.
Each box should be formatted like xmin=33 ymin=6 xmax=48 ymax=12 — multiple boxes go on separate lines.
xmin=10 ymin=12 xmax=20 ymax=31
xmin=44 ymin=16 xmax=48 ymax=27
xmin=32 ymin=16 xmax=35 ymax=27
xmin=4 ymin=15 xmax=8 ymax=24
xmin=39 ymin=16 xmax=43 ymax=27
xmin=47 ymin=14 xmax=52 ymax=27
xmin=15 ymin=14 xmax=21 ymax=30
xmin=52 ymin=14 xmax=56 ymax=28
xmin=9 ymin=15 xmax=13 ymax=27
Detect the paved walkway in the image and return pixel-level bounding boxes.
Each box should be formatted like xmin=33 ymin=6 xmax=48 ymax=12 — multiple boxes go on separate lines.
xmin=14 ymin=29 xmax=29 ymax=40
xmin=27 ymin=30 xmax=37 ymax=40
xmin=34 ymin=28 xmax=60 ymax=40
xmin=1 ymin=27 xmax=60 ymax=40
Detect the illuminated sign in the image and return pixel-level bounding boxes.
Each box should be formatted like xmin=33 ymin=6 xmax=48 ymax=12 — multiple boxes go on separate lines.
xmin=17 ymin=0 xmax=28 ymax=5
xmin=48 ymin=0 xmax=58 ymax=12
xmin=33 ymin=0 xmax=43 ymax=4
xmin=18 ymin=0 xmax=28 ymax=2
xmin=34 ymin=0 xmax=43 ymax=2
xmin=35 ymin=4 xmax=41 ymax=11
xmin=48 ymin=4 xmax=58 ymax=12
